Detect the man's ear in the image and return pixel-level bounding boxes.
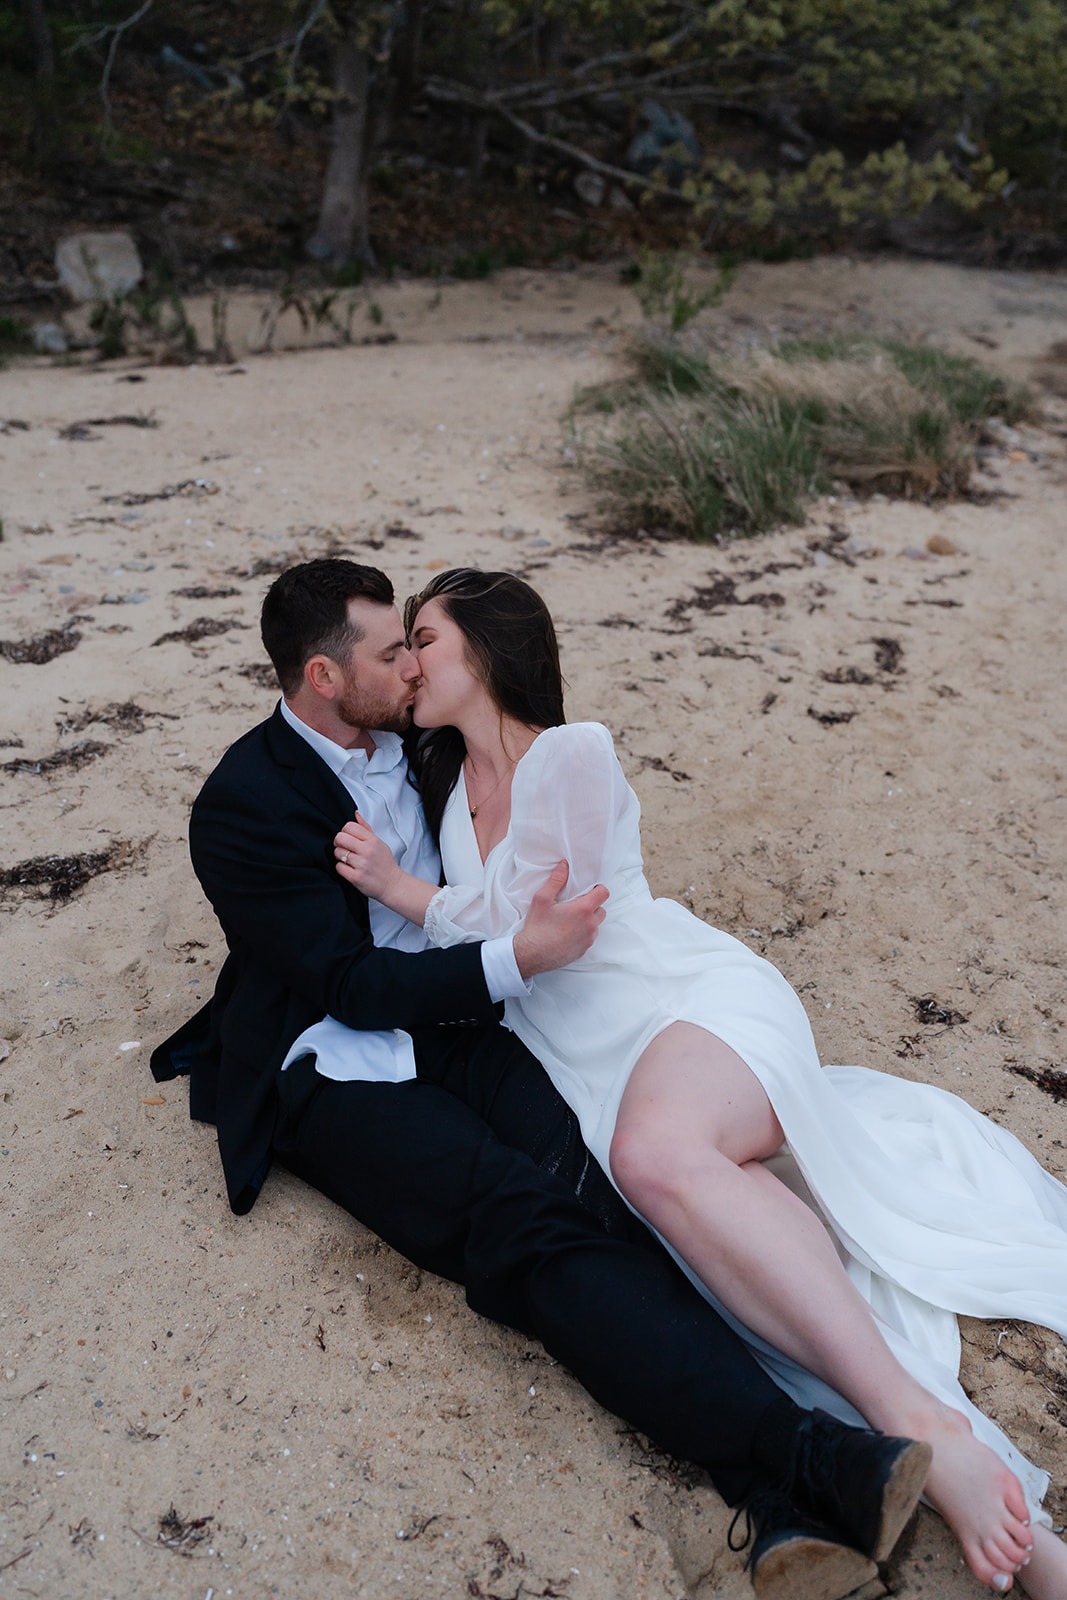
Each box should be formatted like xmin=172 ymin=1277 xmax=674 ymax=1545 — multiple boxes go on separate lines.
xmin=304 ymin=653 xmax=340 ymax=700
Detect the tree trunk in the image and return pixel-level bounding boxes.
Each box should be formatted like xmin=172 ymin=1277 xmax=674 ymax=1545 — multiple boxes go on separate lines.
xmin=306 ymin=30 xmax=375 ymax=267
xmin=394 ymin=0 xmax=422 ymax=113
xmin=468 ymin=113 xmax=490 ymax=188
xmin=21 ymin=0 xmax=58 ymax=163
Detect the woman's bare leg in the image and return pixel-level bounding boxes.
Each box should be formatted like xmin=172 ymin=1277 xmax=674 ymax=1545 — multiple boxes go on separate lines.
xmin=610 ymin=1022 xmax=1034 ymax=1589
xmin=1017 ymin=1525 xmax=1067 ymax=1599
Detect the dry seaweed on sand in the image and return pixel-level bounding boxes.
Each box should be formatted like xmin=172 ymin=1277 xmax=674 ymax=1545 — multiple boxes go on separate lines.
xmin=0 ymin=840 xmax=142 ymax=900
xmin=807 ymin=706 xmax=858 ymax=726
xmin=169 ymin=584 xmax=241 ymax=599
xmin=822 ymin=665 xmax=877 ymax=685
xmin=238 ymin=662 xmax=279 ymax=689
xmin=698 ymin=641 xmax=763 ymax=662
xmin=872 ymin=637 xmax=905 ymax=674
xmin=912 ymin=995 xmax=969 ymax=1027
xmin=57 ymin=413 xmax=158 ymax=440
xmin=151 ymin=617 xmax=249 ymax=647
xmin=154 ymin=1505 xmax=213 ymax=1554
xmin=822 ymin=637 xmax=904 ymax=686
xmin=1006 ymin=1063 xmax=1067 ymax=1103
xmin=226 ymin=556 xmax=294 ymax=580
xmin=56 ymin=701 xmax=176 ymax=736
xmin=665 ymin=573 xmax=785 ymax=621
xmin=101 ymin=479 xmax=217 ymax=506
xmin=2 ymin=740 xmax=110 ymax=776
xmin=0 ymin=626 xmax=81 ymax=665
xmin=634 ymin=753 xmax=691 ymax=782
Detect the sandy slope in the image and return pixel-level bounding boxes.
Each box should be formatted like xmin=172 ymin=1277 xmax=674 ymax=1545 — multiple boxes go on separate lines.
xmin=1 ymin=256 xmax=1065 ymax=1599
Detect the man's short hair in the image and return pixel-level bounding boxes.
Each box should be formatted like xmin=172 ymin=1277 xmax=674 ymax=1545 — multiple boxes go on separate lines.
xmin=261 ymin=559 xmax=394 ymax=695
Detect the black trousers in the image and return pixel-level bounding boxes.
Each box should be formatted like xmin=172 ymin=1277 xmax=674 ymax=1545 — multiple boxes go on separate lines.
xmin=273 ymin=1022 xmax=798 ymax=1506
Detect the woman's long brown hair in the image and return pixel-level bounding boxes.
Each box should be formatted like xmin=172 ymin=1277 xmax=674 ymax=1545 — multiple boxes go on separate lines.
xmin=404 ymin=568 xmax=566 ymax=843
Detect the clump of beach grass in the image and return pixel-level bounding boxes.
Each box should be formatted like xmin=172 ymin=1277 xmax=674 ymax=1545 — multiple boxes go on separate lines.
xmin=571 ymin=333 xmax=1032 ymax=541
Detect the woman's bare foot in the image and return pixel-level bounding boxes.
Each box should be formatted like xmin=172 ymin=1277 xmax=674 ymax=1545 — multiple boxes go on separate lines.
xmin=1016 ymin=1524 xmax=1067 ymax=1599
xmin=907 ymin=1403 xmax=1032 ymax=1589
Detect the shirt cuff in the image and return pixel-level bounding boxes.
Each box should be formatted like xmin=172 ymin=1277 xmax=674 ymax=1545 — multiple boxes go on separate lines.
xmin=481 ymin=935 xmax=532 ymax=1002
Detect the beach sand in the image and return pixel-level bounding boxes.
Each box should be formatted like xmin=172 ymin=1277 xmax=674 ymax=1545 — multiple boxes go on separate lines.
xmin=1 ymin=255 xmax=1065 ymax=1598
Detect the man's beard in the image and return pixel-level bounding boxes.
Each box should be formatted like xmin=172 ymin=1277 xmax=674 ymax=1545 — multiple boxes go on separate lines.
xmin=336 ymin=682 xmax=414 ymax=736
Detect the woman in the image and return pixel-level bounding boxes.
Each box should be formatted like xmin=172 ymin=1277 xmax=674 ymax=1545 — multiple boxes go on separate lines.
xmin=333 ymin=568 xmax=1067 ymax=1596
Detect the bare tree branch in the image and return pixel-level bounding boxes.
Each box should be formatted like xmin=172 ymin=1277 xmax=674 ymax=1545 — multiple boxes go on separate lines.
xmin=286 ymin=0 xmax=329 ymax=103
xmin=68 ymin=0 xmax=155 ymax=143
xmin=422 ymin=77 xmax=690 ymax=203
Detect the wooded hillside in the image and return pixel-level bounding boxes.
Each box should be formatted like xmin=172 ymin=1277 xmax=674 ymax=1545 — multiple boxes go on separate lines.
xmin=4 ymin=0 xmax=1067 ymax=293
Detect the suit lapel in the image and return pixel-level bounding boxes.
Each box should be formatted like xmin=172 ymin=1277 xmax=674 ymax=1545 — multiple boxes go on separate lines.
xmin=265 ymin=705 xmax=359 ymax=830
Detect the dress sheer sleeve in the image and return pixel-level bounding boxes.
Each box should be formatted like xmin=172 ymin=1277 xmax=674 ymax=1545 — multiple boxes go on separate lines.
xmin=424 ymin=723 xmax=634 ymax=949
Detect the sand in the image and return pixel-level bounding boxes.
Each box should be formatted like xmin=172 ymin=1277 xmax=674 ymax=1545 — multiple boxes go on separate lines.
xmin=1 ymin=255 xmax=1065 ymax=1599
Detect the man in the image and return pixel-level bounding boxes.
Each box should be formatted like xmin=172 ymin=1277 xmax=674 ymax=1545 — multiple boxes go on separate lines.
xmin=152 ymin=559 xmax=930 ymax=1600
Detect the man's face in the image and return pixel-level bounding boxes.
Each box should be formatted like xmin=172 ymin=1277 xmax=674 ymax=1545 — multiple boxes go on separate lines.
xmin=333 ymin=600 xmax=420 ymax=734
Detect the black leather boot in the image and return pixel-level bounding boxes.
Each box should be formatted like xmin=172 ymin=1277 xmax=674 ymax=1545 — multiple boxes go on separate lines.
xmin=788 ymin=1408 xmax=932 ymax=1562
xmin=730 ymin=1489 xmax=878 ymax=1600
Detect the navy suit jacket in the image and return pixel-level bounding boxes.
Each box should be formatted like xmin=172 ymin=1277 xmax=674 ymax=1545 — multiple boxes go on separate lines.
xmin=151 ymin=706 xmax=497 ymax=1213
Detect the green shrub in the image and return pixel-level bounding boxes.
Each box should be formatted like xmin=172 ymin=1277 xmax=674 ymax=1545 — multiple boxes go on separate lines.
xmin=777 ymin=336 xmax=1031 ymax=425
xmin=573 ymin=333 xmax=1023 ymax=539
xmin=0 ymin=313 xmax=32 ymax=357
xmin=583 ymin=389 xmax=817 ymax=540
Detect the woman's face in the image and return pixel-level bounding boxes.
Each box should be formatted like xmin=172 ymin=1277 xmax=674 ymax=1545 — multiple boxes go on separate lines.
xmin=409 ymin=598 xmax=486 ymax=728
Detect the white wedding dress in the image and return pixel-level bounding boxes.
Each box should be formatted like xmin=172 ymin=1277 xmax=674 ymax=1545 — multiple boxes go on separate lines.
xmin=424 ymin=722 xmax=1067 ymax=1520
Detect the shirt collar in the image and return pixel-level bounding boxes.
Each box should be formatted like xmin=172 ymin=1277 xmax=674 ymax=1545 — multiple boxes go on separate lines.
xmin=279 ymin=698 xmax=405 ymax=777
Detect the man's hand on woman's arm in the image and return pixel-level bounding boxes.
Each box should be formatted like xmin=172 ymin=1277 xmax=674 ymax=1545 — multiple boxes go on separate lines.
xmin=513 ymin=861 xmax=607 ymax=979
xmin=333 ymin=820 xmax=606 ymax=979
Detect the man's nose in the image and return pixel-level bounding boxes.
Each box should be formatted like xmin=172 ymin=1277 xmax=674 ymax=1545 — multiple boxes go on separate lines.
xmin=399 ymin=648 xmax=420 ymax=682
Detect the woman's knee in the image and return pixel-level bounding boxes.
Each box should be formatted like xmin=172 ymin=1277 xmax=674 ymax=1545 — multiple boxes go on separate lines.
xmin=610 ymin=1118 xmax=712 ymax=1210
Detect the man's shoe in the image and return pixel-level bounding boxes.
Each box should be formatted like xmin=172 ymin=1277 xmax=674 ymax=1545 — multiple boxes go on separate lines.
xmin=731 ymin=1491 xmax=877 ymax=1600
xmin=790 ymin=1408 xmax=932 ymax=1563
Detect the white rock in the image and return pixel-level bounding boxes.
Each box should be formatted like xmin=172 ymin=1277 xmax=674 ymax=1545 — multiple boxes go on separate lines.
xmin=574 ymin=171 xmax=606 ymax=207
xmin=56 ymin=231 xmax=143 ymax=302
xmin=33 ymin=323 xmax=68 ymax=353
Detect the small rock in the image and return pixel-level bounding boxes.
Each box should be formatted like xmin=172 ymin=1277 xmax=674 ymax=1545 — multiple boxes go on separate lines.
xmin=902 ymin=547 xmax=932 ymax=561
xmin=983 ymin=417 xmax=1022 ymax=450
xmin=33 ymin=323 xmax=68 ymax=354
xmin=574 ymin=171 xmax=606 ymax=207
xmin=56 ymin=231 xmax=143 ymax=303
xmin=610 ymin=186 xmax=636 ymax=212
xmin=0 ymin=1039 xmax=10 ymax=1062
xmin=527 ymin=538 xmax=550 ymax=549
xmin=926 ymin=534 xmax=959 ymax=556
xmin=811 ymin=549 xmax=835 ymax=567
xmin=499 ymin=525 xmax=527 ymax=542
xmin=369 ymin=1361 xmax=384 ymax=1373
xmin=123 ymin=593 xmax=148 ymax=604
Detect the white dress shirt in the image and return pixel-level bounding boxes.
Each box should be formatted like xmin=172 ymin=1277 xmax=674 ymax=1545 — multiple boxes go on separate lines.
xmin=277 ymin=698 xmax=526 ymax=1083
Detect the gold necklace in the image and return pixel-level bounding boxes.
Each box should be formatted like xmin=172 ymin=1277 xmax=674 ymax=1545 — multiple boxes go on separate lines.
xmin=466 ymin=760 xmax=511 ymax=820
